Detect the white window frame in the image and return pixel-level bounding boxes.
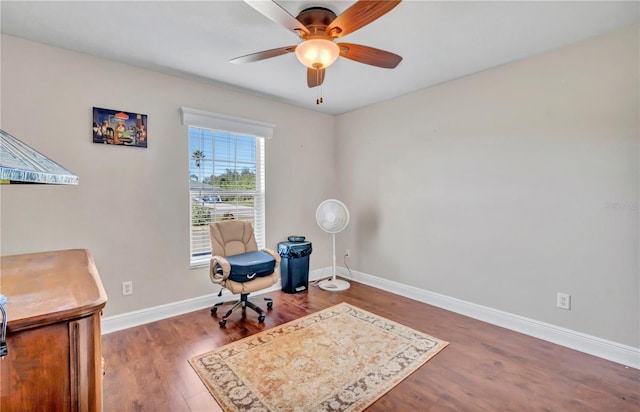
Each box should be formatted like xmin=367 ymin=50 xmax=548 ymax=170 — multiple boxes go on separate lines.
xmin=181 ymin=107 xmax=275 ymax=268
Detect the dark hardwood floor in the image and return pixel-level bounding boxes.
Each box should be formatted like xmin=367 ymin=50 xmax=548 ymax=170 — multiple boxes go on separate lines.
xmin=102 ymin=280 xmax=640 ymax=411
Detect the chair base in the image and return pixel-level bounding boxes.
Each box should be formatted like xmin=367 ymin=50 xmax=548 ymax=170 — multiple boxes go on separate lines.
xmin=211 ymin=293 xmax=273 ymax=327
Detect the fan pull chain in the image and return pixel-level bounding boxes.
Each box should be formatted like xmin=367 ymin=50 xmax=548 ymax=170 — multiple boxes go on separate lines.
xmin=316 ymin=68 xmax=323 ymax=105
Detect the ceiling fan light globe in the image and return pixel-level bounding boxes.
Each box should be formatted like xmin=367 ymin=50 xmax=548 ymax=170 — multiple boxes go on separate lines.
xmin=295 ymin=39 xmax=339 ymax=69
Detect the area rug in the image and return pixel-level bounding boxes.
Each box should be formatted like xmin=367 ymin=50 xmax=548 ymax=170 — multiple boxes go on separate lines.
xmin=189 ymin=302 xmax=448 ymax=411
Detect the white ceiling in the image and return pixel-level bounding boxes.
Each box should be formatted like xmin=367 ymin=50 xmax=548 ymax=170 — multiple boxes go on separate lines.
xmin=2 ymin=1 xmax=638 ymax=115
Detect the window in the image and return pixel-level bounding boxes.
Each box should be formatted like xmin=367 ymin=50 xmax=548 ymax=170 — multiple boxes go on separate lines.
xmin=181 ymin=107 xmax=274 ymax=268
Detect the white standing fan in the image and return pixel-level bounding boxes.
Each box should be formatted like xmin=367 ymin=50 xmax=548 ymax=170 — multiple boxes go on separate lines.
xmin=316 ymin=199 xmax=350 ymax=291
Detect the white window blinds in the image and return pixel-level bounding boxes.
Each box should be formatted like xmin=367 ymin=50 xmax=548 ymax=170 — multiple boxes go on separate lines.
xmin=183 ymin=108 xmax=273 ymax=267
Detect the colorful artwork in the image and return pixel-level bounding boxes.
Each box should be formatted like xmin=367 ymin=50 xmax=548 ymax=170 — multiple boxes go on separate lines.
xmin=92 ymin=107 xmax=147 ymax=148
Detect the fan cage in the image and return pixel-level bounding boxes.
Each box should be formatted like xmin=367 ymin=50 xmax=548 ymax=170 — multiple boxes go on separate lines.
xmin=316 ymin=199 xmax=350 ymax=234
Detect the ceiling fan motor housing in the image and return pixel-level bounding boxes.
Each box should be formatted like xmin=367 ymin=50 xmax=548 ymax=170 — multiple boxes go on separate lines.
xmin=296 ymin=7 xmax=338 ymax=38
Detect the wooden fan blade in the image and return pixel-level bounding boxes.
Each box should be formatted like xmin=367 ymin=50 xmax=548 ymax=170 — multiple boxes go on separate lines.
xmin=338 ymin=43 xmax=402 ymax=68
xmin=230 ymin=46 xmax=296 ymax=64
xmin=307 ymin=67 xmax=326 ymax=88
xmin=244 ymin=0 xmax=309 ymax=37
xmin=326 ymin=0 xmax=401 ymax=38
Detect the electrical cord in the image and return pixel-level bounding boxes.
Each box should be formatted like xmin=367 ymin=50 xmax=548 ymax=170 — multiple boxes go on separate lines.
xmin=311 ymin=253 xmax=355 ymax=287
xmin=310 ymin=273 xmax=333 ymax=287
xmin=343 ymin=254 xmax=354 ymax=281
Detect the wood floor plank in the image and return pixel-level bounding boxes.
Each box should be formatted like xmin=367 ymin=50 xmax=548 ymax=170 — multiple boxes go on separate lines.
xmin=102 ymin=280 xmax=640 ymax=411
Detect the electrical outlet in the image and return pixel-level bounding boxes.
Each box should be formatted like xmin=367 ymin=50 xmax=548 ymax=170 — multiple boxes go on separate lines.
xmin=345 ymin=249 xmax=350 ymax=258
xmin=122 ymin=281 xmax=133 ymax=296
xmin=557 ymin=292 xmax=571 ymax=310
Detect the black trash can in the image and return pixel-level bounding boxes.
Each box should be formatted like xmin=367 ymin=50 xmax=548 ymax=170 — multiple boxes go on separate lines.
xmin=278 ymin=236 xmax=312 ymax=293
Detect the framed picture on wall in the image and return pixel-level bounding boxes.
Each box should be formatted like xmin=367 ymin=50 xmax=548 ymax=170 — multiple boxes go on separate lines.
xmin=92 ymin=107 xmax=148 ymax=148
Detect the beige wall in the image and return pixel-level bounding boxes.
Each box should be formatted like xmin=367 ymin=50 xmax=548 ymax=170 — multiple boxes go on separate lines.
xmin=0 ymin=35 xmax=337 ymax=316
xmin=335 ymin=25 xmax=639 ymax=347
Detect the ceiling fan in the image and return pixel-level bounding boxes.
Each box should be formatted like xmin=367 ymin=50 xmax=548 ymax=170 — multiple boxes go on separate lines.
xmin=231 ymin=0 xmax=403 ymax=102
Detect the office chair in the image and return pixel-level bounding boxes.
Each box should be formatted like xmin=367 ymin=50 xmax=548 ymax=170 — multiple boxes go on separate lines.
xmin=209 ymin=220 xmax=280 ymax=327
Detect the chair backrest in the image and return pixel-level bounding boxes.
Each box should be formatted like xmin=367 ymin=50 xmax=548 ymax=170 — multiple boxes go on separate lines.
xmin=209 ymin=221 xmax=258 ymax=257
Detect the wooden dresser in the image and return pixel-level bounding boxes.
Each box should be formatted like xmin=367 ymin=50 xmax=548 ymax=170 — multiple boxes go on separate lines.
xmin=0 ymin=249 xmax=108 ymax=411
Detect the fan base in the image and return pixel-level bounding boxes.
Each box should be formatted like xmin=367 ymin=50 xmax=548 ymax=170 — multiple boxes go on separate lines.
xmin=318 ymin=278 xmax=350 ymax=291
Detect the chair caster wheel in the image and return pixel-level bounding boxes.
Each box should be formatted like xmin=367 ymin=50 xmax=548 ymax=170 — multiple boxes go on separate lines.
xmin=219 ymin=319 xmax=226 ymax=327
xmin=211 ymin=307 xmax=217 ymax=315
xmin=258 ymin=315 xmax=265 ymax=323
xmin=267 ymin=301 xmax=273 ymax=310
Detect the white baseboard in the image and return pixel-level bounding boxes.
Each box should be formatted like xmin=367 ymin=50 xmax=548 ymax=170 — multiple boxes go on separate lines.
xmin=101 ymin=269 xmax=326 ymax=335
xmin=337 ymin=266 xmax=640 ymax=370
xmin=102 ymin=266 xmax=639 ymax=369
xmin=101 ymin=284 xmax=277 ymax=335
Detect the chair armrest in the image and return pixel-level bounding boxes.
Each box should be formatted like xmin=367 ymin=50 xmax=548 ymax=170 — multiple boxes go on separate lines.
xmin=210 ymin=255 xmax=231 ymax=284
xmin=261 ymin=248 xmax=281 ymax=265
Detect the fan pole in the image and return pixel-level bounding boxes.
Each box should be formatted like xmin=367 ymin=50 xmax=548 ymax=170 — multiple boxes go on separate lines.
xmin=318 ymin=233 xmax=350 ymax=291
xmin=332 ymin=232 xmax=336 ymax=277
